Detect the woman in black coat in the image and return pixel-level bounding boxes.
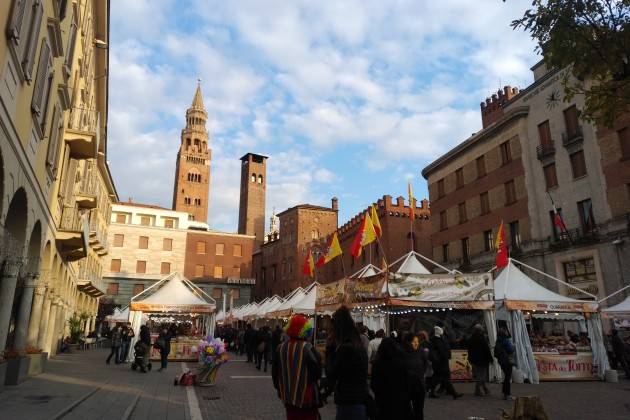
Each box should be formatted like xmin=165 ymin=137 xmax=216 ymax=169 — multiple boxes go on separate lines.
xmin=467 ymin=324 xmax=493 ymax=396
xmin=403 ymin=333 xmax=427 ymax=420
xmin=155 ymin=328 xmax=172 ymax=372
xmin=371 ymin=337 xmax=413 ymax=420
xmin=429 ymin=326 xmax=462 ymax=399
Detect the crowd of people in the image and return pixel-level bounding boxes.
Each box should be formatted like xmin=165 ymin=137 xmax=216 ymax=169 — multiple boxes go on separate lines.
xmin=229 ymin=306 xmax=518 ymax=420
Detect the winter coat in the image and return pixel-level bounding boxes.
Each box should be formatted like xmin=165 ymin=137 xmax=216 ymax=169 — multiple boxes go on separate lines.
xmin=467 ymin=332 xmax=493 ymax=366
xmin=140 ymin=327 xmax=151 ymax=346
xmin=405 ymin=348 xmax=427 ymax=394
xmin=494 ymin=336 xmax=515 ymax=368
xmin=371 ymin=350 xmax=413 ymax=420
xmin=111 ymin=329 xmax=122 ymax=347
xmin=325 ymin=342 xmax=369 ymax=405
xmin=430 ymin=335 xmax=451 ymax=378
xmin=156 ymin=332 xmax=172 ymax=355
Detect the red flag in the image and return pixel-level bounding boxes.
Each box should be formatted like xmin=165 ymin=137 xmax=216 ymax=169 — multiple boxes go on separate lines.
xmin=495 ymin=221 xmax=508 ymax=269
xmin=350 ymin=213 xmax=377 ymax=258
xmin=302 ymin=249 xmax=315 ymax=277
xmin=553 ymin=205 xmax=567 ymax=232
xmin=316 ymin=233 xmax=343 ymax=267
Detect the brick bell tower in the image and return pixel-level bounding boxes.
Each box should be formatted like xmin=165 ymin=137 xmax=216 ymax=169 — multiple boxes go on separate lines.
xmin=172 ymin=83 xmax=211 ymax=222
xmin=238 ymin=153 xmax=267 ymax=248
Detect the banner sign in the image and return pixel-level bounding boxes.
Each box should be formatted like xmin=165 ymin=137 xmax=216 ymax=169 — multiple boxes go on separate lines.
xmin=315 ymin=279 xmax=346 ymax=306
xmin=505 ymin=301 xmax=598 ymax=313
xmin=130 ymin=303 xmax=215 ymax=313
xmin=388 ymin=273 xmax=493 ymax=302
xmin=534 ymin=353 xmax=597 ymax=380
xmin=449 ymin=350 xmax=473 ymax=381
xmin=346 ymin=274 xmax=387 ymax=301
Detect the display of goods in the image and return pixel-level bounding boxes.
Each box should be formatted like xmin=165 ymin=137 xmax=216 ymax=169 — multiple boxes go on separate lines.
xmin=198 ymin=336 xmax=228 ymax=366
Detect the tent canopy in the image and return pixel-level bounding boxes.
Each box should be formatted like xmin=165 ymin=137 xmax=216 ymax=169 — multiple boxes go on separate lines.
xmin=494 ymin=261 xmax=597 ymax=312
xmin=292 ymin=285 xmax=317 ymax=315
xmin=107 ymin=306 xmax=129 ymax=322
xmin=130 ymin=272 xmax=216 ymax=313
xmin=396 ymin=252 xmax=431 ymax=275
xmin=602 ymin=295 xmax=630 ymax=315
xmin=351 ymin=264 xmax=383 ymax=278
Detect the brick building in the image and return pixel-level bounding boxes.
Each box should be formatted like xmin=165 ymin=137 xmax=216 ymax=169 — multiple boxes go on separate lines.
xmin=422 ymin=61 xmax=630 ymax=305
xmin=238 ymin=153 xmax=267 ymax=248
xmin=252 ymin=195 xmax=431 ymax=300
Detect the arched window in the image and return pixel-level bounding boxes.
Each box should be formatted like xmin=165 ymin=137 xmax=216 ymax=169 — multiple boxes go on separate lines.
xmin=194 ymin=139 xmax=200 ymax=146
xmin=251 ymin=173 xmax=256 ymax=182
xmin=258 ymin=175 xmax=263 ymax=184
xmin=187 ymin=138 xmax=191 ymax=147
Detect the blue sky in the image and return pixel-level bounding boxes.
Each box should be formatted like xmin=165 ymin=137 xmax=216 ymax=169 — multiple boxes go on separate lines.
xmin=107 ymin=0 xmax=538 ymax=232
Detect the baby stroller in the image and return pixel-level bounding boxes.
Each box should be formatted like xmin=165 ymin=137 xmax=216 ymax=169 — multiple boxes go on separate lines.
xmin=131 ymin=341 xmax=152 ymax=372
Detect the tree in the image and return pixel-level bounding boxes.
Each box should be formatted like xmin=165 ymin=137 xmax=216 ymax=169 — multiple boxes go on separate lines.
xmin=511 ymin=0 xmax=630 ymax=126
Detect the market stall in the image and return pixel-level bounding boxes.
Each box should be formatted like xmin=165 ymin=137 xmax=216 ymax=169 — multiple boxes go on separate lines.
xmin=127 ymin=272 xmax=216 ymax=362
xmin=494 ymin=260 xmax=608 ymax=382
xmin=602 ymin=295 xmax=630 ymax=330
xmin=267 ymin=287 xmax=308 ymax=319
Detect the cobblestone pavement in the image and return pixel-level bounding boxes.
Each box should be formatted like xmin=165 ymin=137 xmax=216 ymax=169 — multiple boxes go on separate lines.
xmin=198 ymin=353 xmax=630 ymax=420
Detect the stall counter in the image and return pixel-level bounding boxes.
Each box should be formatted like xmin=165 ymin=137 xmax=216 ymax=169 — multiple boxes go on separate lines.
xmin=150 ymin=335 xmax=200 ymax=361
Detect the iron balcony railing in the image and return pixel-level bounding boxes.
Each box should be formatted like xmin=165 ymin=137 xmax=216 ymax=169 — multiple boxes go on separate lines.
xmin=536 ymin=141 xmax=556 ymax=160
xmin=562 ymin=125 xmax=584 ymax=148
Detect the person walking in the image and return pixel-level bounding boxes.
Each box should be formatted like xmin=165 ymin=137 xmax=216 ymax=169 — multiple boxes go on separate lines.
xmin=120 ymin=322 xmax=135 ymax=363
xmin=155 ymin=327 xmax=172 ymax=372
xmin=106 ymin=326 xmax=122 ymax=364
xmin=244 ymin=324 xmax=255 ymax=363
xmin=272 ymin=315 xmax=322 ymax=420
xmin=403 ymin=333 xmax=427 ymax=420
xmin=494 ymin=327 xmax=516 ymax=400
xmin=138 ymin=324 xmax=151 ymax=373
xmin=325 ymin=306 xmax=370 ymax=420
xmin=429 ymin=326 xmax=462 ymax=399
xmin=257 ymin=326 xmax=273 ymax=372
xmin=612 ymin=329 xmax=630 ymax=379
xmin=371 ymin=337 xmax=413 ymax=420
xmin=367 ymin=329 xmax=384 ymax=375
xmin=271 ymin=324 xmax=283 ymax=364
xmin=359 ymin=325 xmax=370 ymax=351
xmin=467 ymin=324 xmax=493 ymax=397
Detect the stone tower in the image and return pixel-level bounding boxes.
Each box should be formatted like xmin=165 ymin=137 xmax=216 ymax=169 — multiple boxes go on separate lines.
xmin=172 ymin=83 xmax=211 ymax=222
xmin=238 ymin=153 xmax=267 ymax=248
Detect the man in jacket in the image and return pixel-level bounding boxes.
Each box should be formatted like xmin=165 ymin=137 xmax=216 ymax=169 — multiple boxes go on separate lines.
xmin=106 ymin=326 xmax=122 ymax=365
xmin=467 ymin=324 xmax=493 ymax=396
xmin=272 ymin=315 xmax=322 ymax=420
xmin=429 ymin=326 xmax=462 ymax=399
xmin=120 ymin=322 xmax=134 ymax=363
xmin=243 ymin=324 xmax=255 ymax=363
xmin=612 ymin=329 xmax=630 ymax=379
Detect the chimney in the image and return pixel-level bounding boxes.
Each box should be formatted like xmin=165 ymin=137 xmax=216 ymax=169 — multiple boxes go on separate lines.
xmin=480 ymin=85 xmax=519 ymax=129
xmin=331 ymin=197 xmax=338 ymax=211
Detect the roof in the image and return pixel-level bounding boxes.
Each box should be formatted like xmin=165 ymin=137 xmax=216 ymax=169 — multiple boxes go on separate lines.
xmin=602 ymin=296 xmax=630 ymax=315
xmin=115 ymin=201 xmax=171 ymax=211
xmin=240 ymin=153 xmax=269 ymax=161
xmin=494 ymin=261 xmax=589 ymax=303
xmin=277 ymin=204 xmax=335 ymax=217
xmin=421 ymin=106 xmax=529 ymax=179
xmin=130 ymin=272 xmax=216 ymax=313
xmin=191 ymin=83 xmax=205 ymax=110
xmin=394 ymin=252 xmax=431 ymax=275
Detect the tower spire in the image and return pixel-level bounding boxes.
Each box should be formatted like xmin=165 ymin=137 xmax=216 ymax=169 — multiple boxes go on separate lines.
xmin=191 ymin=79 xmax=205 ymax=110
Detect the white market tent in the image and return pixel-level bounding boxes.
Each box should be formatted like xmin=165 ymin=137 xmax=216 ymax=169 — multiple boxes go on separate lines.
xmin=268 ymin=287 xmax=307 ymax=318
xmin=393 ymin=251 xmax=431 ymax=275
xmin=107 ymin=306 xmax=130 ymax=324
xmin=602 ymin=296 xmax=630 ymax=317
xmin=291 ymin=283 xmax=319 ymax=316
xmin=350 ymin=264 xmax=383 ymax=278
xmin=250 ymin=295 xmax=283 ymax=321
xmin=239 ymin=302 xmax=260 ymax=320
xmin=494 ymin=260 xmax=608 ymax=382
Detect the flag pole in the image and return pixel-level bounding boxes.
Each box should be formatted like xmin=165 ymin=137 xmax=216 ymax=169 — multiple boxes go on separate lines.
xmin=409 ymin=200 xmax=415 ymax=253
xmin=375 ymin=236 xmax=389 ymax=270
xmin=340 ymin=254 xmax=347 ymax=278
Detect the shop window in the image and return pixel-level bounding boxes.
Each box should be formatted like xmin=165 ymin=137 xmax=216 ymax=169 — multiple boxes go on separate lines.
xmin=195 ymin=264 xmax=205 ymax=277
xmin=480 ymin=192 xmax=490 ymax=215
xmin=136 ymin=260 xmax=146 ymax=274
xmin=504 ymin=180 xmax=516 ymax=205
xmin=543 ymin=163 xmax=558 ymax=189
xmin=138 ymin=236 xmax=148 ymax=249
xmin=233 ymin=244 xmax=242 ymax=257
xmin=196 ymin=241 xmax=206 ymax=254
xmin=110 ymin=259 xmax=121 ymax=272
xmin=455 ymin=168 xmax=464 ymax=189
xmin=107 ymin=282 xmax=119 ymax=295
xmin=214 ymin=265 xmax=223 ymax=278
xmin=570 ymin=150 xmax=587 ymax=178
xmin=500 ymin=141 xmax=512 ymax=165
xmin=483 ymin=230 xmax=493 ymax=252
xmin=160 ymin=262 xmax=171 ymax=275
xmin=132 ymin=283 xmax=144 ymax=296
xmin=212 ymin=288 xmax=222 ymax=299
xmin=163 ymin=238 xmax=172 ymax=251
xmin=215 ymin=243 xmax=224 ymax=256
xmin=113 ymin=234 xmax=124 ymax=247
xmin=476 ymin=155 xmax=486 ymax=179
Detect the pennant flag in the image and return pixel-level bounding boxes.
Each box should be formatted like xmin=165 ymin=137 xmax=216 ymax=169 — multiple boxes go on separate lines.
xmin=350 ymin=213 xmax=377 ymax=258
xmin=302 ymin=249 xmax=315 ymax=277
xmin=495 ymin=221 xmax=508 ymax=269
xmin=371 ymin=205 xmax=382 ymax=238
xmin=408 ymin=182 xmax=415 ymax=219
xmin=553 ymin=205 xmax=567 ymax=232
xmin=316 ymin=232 xmax=343 ymax=267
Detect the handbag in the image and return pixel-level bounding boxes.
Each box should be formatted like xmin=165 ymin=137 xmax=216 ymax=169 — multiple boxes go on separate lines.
xmin=155 ymin=337 xmax=166 ymax=350
xmin=257 ymin=341 xmax=266 ymax=353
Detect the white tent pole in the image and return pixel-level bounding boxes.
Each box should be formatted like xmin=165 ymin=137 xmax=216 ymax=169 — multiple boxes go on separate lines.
xmin=598 ymin=283 xmax=630 ymax=304
xmin=131 ymin=273 xmax=172 ymax=301
xmin=511 ymin=258 xmax=598 ymax=300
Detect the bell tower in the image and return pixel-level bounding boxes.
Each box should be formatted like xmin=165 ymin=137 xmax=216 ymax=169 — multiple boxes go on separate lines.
xmin=172 ymin=82 xmax=211 ymax=222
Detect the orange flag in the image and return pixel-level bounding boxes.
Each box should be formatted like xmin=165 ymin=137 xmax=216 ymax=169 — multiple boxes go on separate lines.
xmin=495 ymin=221 xmax=508 ymax=269
xmin=371 ymin=205 xmax=382 ymax=237
xmin=350 ymin=213 xmax=377 ymax=258
xmin=316 ymin=232 xmax=343 ymax=267
xmin=302 ymin=249 xmax=315 ymax=277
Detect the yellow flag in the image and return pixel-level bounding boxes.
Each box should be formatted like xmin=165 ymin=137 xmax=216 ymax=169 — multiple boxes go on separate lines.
xmin=408 ymin=182 xmax=415 ymax=218
xmin=371 ymin=205 xmax=382 ymax=237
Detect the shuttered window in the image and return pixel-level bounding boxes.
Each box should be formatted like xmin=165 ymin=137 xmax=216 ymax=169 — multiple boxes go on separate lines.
xmin=136 ymin=260 xmax=146 ymax=274
xmin=505 ymin=180 xmax=517 ymax=205
xmin=543 ymin=163 xmax=558 ymax=189
xmin=455 ymin=168 xmax=464 ymax=189
xmin=31 ymin=38 xmax=52 ymax=124
xmin=138 ymin=236 xmax=148 ymax=249
xmin=107 ymin=282 xmax=119 ymax=295
xmin=458 ymin=202 xmax=467 ymax=224
xmin=62 ymin=156 xmax=78 ymax=205
xmin=214 ymin=266 xmax=223 ymax=278
xmin=6 ymin=0 xmax=29 ymax=48
xmin=212 ymin=288 xmax=222 ymax=299
xmin=194 ymin=264 xmax=204 ymax=277
xmin=115 ymin=213 xmax=126 ymax=223
xmin=113 ymin=234 xmax=124 ymax=247
xmin=110 ymin=259 xmax=121 ymax=273
xmin=132 ymin=284 xmax=144 ymax=296
xmin=480 ymin=192 xmax=490 ymax=215
xmin=439 ymin=211 xmax=447 ymax=230
xmin=45 ymin=103 xmax=63 ymax=174
xmin=215 ymin=243 xmax=225 ymax=255
xmin=64 ymin=10 xmax=77 ymax=73
xmin=570 ymin=150 xmax=587 ymax=178
xmin=538 ymin=120 xmax=552 ymax=148
xmin=233 ymin=266 xmax=241 ymax=278
xmin=619 ymin=127 xmax=630 ymax=159
xmin=476 ymin=156 xmax=486 ymax=178
xmin=196 ymin=241 xmax=206 ymax=254
xmin=160 ymin=262 xmax=171 ymax=275
xmin=437 ymin=179 xmax=445 ymax=198
xmin=163 ymin=238 xmax=172 ymax=251
xmin=230 ymin=288 xmax=240 ymax=299
xmin=233 ymin=244 xmax=242 ymax=257
xmin=500 ymin=141 xmax=512 ymax=165
xmin=23 ymin=0 xmax=43 ymax=80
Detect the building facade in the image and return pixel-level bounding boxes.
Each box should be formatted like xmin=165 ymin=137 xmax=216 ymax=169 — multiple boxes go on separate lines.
xmin=252 ymin=195 xmax=432 ymax=300
xmin=172 ymin=84 xmax=211 ymax=223
xmin=0 ymin=0 xmax=116 ymax=357
xmin=422 ymin=62 xmax=630 ymax=305
xmin=238 ymin=153 xmax=267 ymax=248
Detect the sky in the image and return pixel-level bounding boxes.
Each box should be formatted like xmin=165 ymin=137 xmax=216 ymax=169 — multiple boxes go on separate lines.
xmin=107 ymin=0 xmax=539 ymax=233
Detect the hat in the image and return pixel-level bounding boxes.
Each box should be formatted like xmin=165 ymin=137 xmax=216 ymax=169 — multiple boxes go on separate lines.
xmin=434 ymin=326 xmax=444 ymax=337
xmin=284 ymin=314 xmax=313 ymax=339
xmin=473 ymin=323 xmax=483 ymax=331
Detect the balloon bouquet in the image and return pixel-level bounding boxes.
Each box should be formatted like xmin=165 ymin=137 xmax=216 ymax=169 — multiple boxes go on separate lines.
xmin=195 ymin=336 xmax=229 ymax=386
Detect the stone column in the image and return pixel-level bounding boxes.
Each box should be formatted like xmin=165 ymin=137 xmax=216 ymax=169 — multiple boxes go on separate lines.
xmin=0 ymin=260 xmax=22 ymax=353
xmin=45 ymin=297 xmax=60 ymax=355
xmin=27 ymin=279 xmax=48 ymax=348
xmin=13 ymin=272 xmax=39 ymax=350
xmin=36 ymin=289 xmax=53 ymax=350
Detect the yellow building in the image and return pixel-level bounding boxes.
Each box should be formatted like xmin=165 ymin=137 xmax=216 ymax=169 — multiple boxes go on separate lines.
xmin=0 ymin=0 xmax=116 ymax=360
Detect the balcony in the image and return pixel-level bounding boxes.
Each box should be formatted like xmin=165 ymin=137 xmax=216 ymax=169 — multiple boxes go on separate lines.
xmin=77 ymin=161 xmax=99 ymax=209
xmin=536 ymin=141 xmax=556 ymax=160
xmin=77 ymin=260 xmax=105 ymax=297
xmin=65 ymin=108 xmax=100 ymax=159
xmin=562 ymin=125 xmax=584 ymax=149
xmin=56 ymin=206 xmax=89 ymax=261
xmin=549 ymin=225 xmax=599 ymax=250
xmin=88 ymin=208 xmax=109 ymax=256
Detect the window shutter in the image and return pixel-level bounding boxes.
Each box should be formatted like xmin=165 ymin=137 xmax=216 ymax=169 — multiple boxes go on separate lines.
xmin=31 ymin=39 xmax=51 ymax=115
xmin=6 ymin=0 xmax=29 ymax=45
xmin=46 ymin=104 xmax=60 ymax=170
xmin=65 ymin=12 xmax=77 ymax=69
xmin=62 ymin=157 xmax=78 ymax=205
xmin=22 ymin=0 xmax=43 ymax=81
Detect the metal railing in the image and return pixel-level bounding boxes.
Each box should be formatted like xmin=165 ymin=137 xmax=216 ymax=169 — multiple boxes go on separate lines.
xmin=562 ymin=125 xmax=584 ymax=147
xmin=536 ymin=141 xmax=556 ymax=160
xmin=550 ymin=225 xmax=599 ymax=249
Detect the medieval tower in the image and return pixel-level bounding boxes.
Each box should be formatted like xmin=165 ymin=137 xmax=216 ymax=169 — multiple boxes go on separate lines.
xmin=238 ymin=153 xmax=267 ymax=248
xmin=172 ymin=84 xmax=211 ymax=222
